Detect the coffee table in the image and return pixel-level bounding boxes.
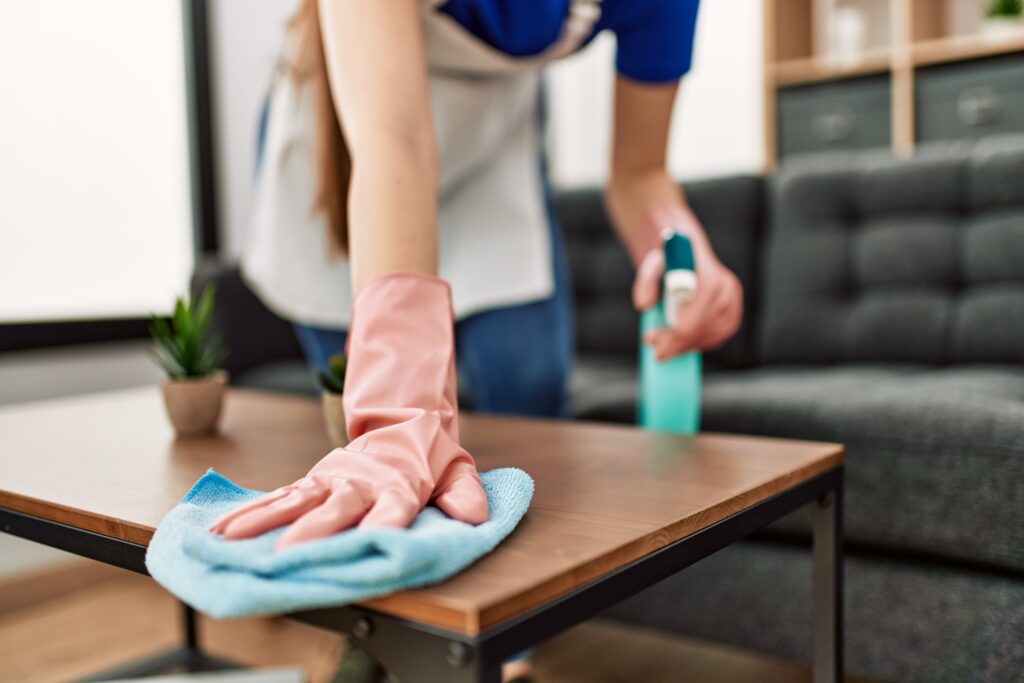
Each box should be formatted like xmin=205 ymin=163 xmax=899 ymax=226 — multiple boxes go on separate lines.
xmin=0 ymin=387 xmax=844 ymax=683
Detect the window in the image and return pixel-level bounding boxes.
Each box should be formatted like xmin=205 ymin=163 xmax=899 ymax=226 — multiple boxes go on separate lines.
xmin=0 ymin=0 xmax=195 ymax=323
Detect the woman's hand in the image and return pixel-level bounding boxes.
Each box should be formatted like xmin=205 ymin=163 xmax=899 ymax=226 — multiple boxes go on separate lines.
xmin=209 ymin=273 xmax=488 ymax=551
xmin=216 ymin=2 xmax=485 ymax=552
xmin=208 ymin=444 xmax=485 ymax=551
xmin=632 ymin=206 xmax=743 ymax=361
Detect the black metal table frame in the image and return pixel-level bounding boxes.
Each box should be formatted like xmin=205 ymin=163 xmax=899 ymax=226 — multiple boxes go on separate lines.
xmin=1 ymin=465 xmax=843 ymax=683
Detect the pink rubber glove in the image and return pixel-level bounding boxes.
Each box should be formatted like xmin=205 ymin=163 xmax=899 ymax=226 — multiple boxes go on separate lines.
xmin=631 ymin=205 xmax=744 ymax=361
xmin=209 ymin=273 xmax=488 ymax=551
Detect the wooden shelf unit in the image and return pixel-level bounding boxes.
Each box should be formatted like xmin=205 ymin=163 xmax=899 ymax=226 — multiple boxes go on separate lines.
xmin=771 ymin=32 xmax=1024 ymax=82
xmin=763 ymin=0 xmax=1024 ymax=167
xmin=771 ymin=49 xmax=892 ymax=85
xmin=911 ymin=32 xmax=1024 ymax=66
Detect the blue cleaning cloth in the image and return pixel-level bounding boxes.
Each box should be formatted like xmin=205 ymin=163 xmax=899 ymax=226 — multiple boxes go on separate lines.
xmin=145 ymin=468 xmax=534 ymax=618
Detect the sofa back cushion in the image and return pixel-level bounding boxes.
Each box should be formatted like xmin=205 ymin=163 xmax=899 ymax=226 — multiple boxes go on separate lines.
xmin=759 ymin=135 xmax=1024 ymax=364
xmin=557 ymin=187 xmax=637 ymax=358
xmin=557 ymin=175 xmax=764 ymax=367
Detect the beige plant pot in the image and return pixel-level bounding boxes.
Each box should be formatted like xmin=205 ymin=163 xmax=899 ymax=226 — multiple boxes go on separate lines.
xmin=160 ymin=370 xmax=227 ymax=437
xmin=321 ymin=390 xmax=348 ymax=448
xmin=982 ymin=16 xmax=1024 ymax=41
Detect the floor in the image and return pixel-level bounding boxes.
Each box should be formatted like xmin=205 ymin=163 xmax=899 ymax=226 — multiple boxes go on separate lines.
xmin=0 ymin=561 xmax=848 ymax=683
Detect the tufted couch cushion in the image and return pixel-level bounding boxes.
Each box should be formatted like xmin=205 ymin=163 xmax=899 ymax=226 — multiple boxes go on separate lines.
xmin=702 ymin=364 xmax=1024 ymax=571
xmin=760 ymin=135 xmax=1024 ymax=364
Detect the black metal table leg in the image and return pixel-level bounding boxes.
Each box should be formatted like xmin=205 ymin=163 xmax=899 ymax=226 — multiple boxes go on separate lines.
xmin=294 ymin=467 xmax=846 ymax=683
xmin=77 ymin=600 xmax=240 ymax=681
xmin=183 ymin=602 xmax=199 ymax=649
xmin=301 ymin=611 xmax=502 ymax=683
xmin=810 ymin=469 xmax=844 ymax=683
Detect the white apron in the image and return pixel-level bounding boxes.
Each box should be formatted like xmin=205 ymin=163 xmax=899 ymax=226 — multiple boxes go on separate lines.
xmin=241 ymin=0 xmax=602 ymax=328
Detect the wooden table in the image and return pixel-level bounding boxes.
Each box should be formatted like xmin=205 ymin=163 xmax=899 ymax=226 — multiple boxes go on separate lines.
xmin=0 ymin=387 xmax=844 ymax=683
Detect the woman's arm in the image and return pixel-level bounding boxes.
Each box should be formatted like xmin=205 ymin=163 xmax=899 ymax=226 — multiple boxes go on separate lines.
xmin=604 ymin=75 xmax=742 ymax=359
xmin=605 ymin=77 xmax=688 ymax=264
xmin=209 ymin=2 xmax=488 ymax=549
xmin=317 ymin=0 xmax=437 ymax=291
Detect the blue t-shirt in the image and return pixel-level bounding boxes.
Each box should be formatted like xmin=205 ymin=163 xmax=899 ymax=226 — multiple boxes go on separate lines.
xmin=438 ymin=0 xmax=700 ymax=83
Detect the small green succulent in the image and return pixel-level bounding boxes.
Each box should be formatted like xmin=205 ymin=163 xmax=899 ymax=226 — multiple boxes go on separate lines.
xmin=988 ymin=0 xmax=1022 ymax=18
xmin=148 ymin=285 xmax=227 ymax=379
xmin=317 ymin=352 xmax=347 ymax=394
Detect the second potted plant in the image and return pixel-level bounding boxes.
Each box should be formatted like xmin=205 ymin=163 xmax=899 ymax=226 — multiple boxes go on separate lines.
xmin=318 ymin=352 xmax=348 ymax=447
xmin=983 ymin=0 xmax=1024 ymax=40
xmin=149 ymin=285 xmax=228 ymax=437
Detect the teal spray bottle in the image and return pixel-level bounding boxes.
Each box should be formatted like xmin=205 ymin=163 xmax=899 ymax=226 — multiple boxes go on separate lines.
xmin=638 ymin=230 xmax=701 ymax=434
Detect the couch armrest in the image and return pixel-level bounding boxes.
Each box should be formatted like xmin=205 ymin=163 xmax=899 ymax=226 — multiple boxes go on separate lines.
xmin=190 ymin=257 xmax=305 ymax=379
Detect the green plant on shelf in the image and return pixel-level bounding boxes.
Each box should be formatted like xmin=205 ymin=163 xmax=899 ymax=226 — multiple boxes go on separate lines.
xmin=317 ymin=352 xmax=347 ymax=394
xmin=148 ymin=285 xmax=227 ymax=379
xmin=988 ymin=0 xmax=1022 ymax=18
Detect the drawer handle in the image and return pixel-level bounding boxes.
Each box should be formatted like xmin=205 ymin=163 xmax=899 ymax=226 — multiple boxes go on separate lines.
xmin=812 ymin=107 xmax=856 ymax=143
xmin=957 ymin=87 xmax=1001 ymax=127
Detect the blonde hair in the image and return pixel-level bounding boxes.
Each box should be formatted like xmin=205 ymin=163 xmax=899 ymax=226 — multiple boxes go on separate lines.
xmin=286 ymin=0 xmax=350 ymax=257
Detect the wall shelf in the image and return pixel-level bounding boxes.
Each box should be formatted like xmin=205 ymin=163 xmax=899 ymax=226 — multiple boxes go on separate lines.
xmin=763 ymin=0 xmax=1024 ymax=167
xmin=773 ymin=50 xmax=892 ymax=86
xmin=912 ymin=32 xmax=1024 ymax=66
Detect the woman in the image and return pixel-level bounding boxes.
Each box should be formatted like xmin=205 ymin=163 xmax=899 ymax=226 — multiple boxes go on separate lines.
xmin=216 ymin=0 xmax=741 ymax=677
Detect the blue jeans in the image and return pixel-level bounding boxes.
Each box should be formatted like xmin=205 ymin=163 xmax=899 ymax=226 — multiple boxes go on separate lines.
xmin=292 ymin=206 xmax=575 ymax=419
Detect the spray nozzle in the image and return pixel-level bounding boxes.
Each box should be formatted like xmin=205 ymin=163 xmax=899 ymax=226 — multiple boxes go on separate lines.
xmin=662 ymin=230 xmax=697 ymax=328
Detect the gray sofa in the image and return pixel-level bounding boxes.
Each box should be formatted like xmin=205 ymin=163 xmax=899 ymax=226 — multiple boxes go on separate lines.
xmin=193 ymin=135 xmax=1024 ymax=682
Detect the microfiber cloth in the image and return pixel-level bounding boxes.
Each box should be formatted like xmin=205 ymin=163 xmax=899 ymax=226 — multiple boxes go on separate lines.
xmin=145 ymin=468 xmax=534 ymax=618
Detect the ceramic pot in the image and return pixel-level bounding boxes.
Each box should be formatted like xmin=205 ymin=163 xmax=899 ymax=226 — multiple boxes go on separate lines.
xmin=160 ymin=370 xmax=227 ymax=437
xmin=982 ymin=16 xmax=1024 ymax=41
xmin=322 ymin=390 xmax=348 ymax=447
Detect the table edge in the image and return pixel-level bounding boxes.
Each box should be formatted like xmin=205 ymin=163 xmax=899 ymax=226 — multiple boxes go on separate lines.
xmin=366 ymin=447 xmax=844 ymax=635
xmin=0 ymin=418 xmax=845 ymax=637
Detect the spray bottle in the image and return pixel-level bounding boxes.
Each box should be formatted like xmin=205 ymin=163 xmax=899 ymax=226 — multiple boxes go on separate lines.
xmin=638 ymin=230 xmax=701 ymax=434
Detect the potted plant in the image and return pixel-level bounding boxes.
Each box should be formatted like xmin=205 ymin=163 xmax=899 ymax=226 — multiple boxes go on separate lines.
xmin=149 ymin=286 xmax=228 ymax=437
xmin=983 ymin=0 xmax=1024 ymax=40
xmin=318 ymin=352 xmax=348 ymax=447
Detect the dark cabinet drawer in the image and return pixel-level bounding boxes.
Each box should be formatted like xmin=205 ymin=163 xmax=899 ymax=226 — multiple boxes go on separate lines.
xmin=916 ymin=53 xmax=1024 ymax=143
xmin=777 ymin=75 xmax=891 ymax=158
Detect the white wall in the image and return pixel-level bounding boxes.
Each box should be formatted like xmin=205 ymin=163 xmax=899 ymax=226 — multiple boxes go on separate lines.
xmin=668 ymin=1 xmax=765 ymax=180
xmin=211 ymin=1 xmax=765 ymax=255
xmin=209 ymin=0 xmax=299 ymax=258
xmin=546 ymin=0 xmax=765 ymax=188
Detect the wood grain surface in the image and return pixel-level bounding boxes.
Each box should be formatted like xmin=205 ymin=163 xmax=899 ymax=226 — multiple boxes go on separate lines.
xmin=0 ymin=387 xmax=842 ymax=635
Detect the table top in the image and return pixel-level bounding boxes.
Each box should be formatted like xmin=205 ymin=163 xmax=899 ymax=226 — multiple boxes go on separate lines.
xmin=0 ymin=387 xmax=842 ymax=636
